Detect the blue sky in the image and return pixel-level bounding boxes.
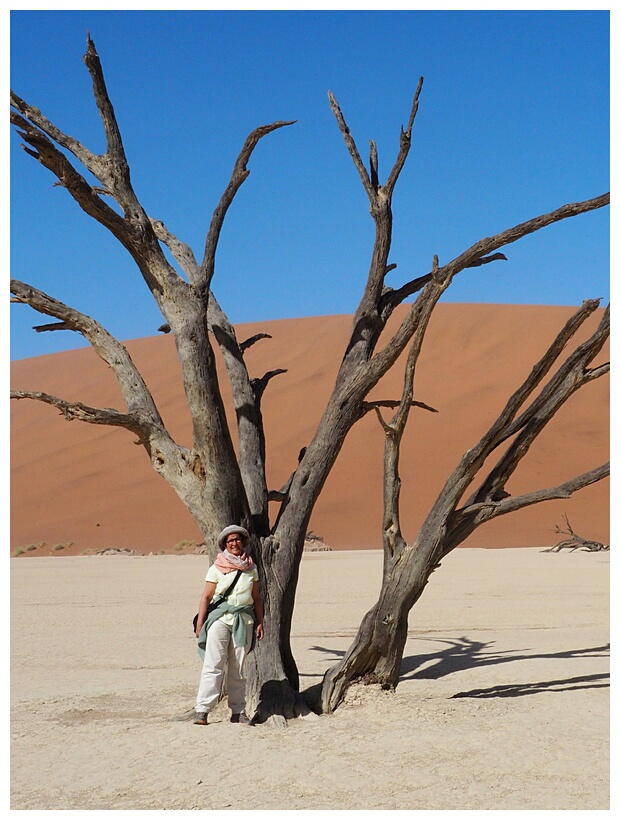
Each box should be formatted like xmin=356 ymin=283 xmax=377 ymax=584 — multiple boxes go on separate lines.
xmin=9 ymin=9 xmax=610 ymax=360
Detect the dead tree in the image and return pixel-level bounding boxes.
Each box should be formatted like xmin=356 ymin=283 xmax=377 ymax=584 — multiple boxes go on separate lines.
xmin=11 ymin=37 xmax=609 ymax=724
xmin=320 ymin=300 xmax=609 ymax=711
xmin=542 ymin=514 xmax=609 ymax=552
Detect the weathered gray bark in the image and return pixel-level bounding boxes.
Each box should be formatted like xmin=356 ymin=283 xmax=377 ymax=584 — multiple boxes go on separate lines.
xmin=11 ymin=39 xmax=609 ymax=723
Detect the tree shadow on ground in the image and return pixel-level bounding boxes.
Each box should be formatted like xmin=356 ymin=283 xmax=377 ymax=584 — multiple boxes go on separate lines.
xmin=298 ymin=644 xmax=345 ymax=676
xmin=302 ymin=638 xmax=610 ymax=698
xmin=399 ymin=636 xmax=609 ymax=684
xmin=451 ymin=672 xmax=609 ymax=698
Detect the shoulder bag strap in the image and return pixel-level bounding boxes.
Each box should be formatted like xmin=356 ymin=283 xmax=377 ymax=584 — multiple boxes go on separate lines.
xmin=219 ymin=568 xmax=243 ymax=601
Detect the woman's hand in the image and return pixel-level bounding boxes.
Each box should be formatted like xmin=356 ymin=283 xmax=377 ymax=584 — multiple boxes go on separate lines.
xmin=255 ymin=623 xmax=264 ymax=640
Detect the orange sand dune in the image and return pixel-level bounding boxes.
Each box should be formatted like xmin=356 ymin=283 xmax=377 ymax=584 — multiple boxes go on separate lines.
xmin=10 ymin=304 xmax=609 ymax=555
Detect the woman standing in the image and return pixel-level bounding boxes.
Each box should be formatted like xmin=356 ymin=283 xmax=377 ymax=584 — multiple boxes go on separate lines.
xmin=194 ymin=525 xmax=264 ymax=726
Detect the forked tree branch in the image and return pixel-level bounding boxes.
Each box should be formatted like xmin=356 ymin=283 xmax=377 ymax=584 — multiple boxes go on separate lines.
xmin=461 ymin=302 xmax=609 ymax=506
xmin=328 ymin=91 xmax=374 ymax=201
xmin=10 ymin=90 xmax=100 ymax=177
xmin=379 ymin=252 xmax=508 ymax=318
xmin=374 ymin=295 xmax=609 ymax=568
xmin=445 ymin=462 xmax=610 ymax=555
xmin=10 ymin=278 xmax=165 ymax=425
xmin=150 ymin=218 xmax=201 ymax=284
xmin=427 ymin=303 xmax=610 ymax=553
xmin=83 ymin=35 xmax=132 ymax=197
xmin=366 ymin=200 xmax=608 ymax=388
xmin=328 ymin=82 xmax=424 ymax=344
xmin=10 ymin=101 xmax=177 ymax=299
xmin=328 ymin=77 xmax=424 ymax=204
xmin=327 ymin=79 xmax=608 ymax=398
xmin=500 ymin=309 xmax=609 ymax=442
xmin=10 ymin=108 xmax=128 ymax=235
xmin=383 ymin=76 xmax=424 ymax=196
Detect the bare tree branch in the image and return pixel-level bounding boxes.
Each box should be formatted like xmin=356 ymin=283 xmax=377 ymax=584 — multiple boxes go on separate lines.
xmin=451 ymin=462 xmax=610 ymax=536
xmin=462 ymin=300 xmax=606 ymax=478
xmin=10 ymin=106 xmax=179 ymax=299
xmin=360 ymin=399 xmax=400 ymax=417
xmin=328 ymin=91 xmax=374 ymax=201
xmin=10 ymin=389 xmax=152 ymax=437
xmin=33 ymin=321 xmax=71 ymax=333
xmin=240 ymin=333 xmax=273 ymax=352
xmin=11 ymin=38 xmax=184 ymax=298
xmin=383 ymin=76 xmax=424 ymax=196
xmin=496 ymin=305 xmax=608 ymax=442
xmin=10 ymin=278 xmax=165 ymax=424
xmin=150 ymin=218 xmax=201 ymax=284
xmin=252 ymin=369 xmax=288 ymax=401
xmin=10 ymin=108 xmax=128 ymax=235
xmin=439 ymin=195 xmax=609 ymax=282
xmin=423 ymin=304 xmax=610 ymax=552
xmin=467 ymin=355 xmax=608 ymax=509
xmin=328 ymin=75 xmax=606 ymax=398
xmin=82 ymin=35 xmax=132 ymax=195
xmin=367 ymin=202 xmax=608 ymax=386
xmin=369 ymin=140 xmax=379 ymax=192
xmin=200 ymin=120 xmax=296 ymax=292
xmin=10 ymin=90 xmax=101 ymax=176
xmin=379 ymin=250 xmax=510 ymax=318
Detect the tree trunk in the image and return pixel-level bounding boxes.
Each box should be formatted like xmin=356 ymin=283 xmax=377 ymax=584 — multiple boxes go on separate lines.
xmin=321 ymin=539 xmax=436 ymax=712
xmin=243 ymin=532 xmax=313 ymax=725
xmin=321 ymin=303 xmax=610 ymax=712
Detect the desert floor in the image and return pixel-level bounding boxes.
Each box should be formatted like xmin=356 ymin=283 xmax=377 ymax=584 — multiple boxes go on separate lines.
xmin=10 ymin=547 xmax=609 ymax=811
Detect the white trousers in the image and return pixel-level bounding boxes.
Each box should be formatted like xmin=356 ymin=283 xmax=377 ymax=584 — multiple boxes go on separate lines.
xmin=195 ymin=618 xmax=252 ymax=714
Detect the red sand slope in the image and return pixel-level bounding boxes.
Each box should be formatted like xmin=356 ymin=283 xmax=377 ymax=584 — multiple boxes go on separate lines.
xmin=10 ymin=304 xmax=609 ymax=554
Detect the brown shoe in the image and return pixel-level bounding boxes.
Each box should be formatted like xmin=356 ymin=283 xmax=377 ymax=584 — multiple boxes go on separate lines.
xmin=230 ymin=712 xmax=252 ymax=725
xmin=193 ymin=712 xmax=208 ymax=725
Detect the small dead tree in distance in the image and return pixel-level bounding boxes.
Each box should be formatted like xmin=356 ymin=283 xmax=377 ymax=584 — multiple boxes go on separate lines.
xmin=10 ymin=37 xmax=609 ymax=724
xmin=542 ymin=514 xmax=609 ymax=553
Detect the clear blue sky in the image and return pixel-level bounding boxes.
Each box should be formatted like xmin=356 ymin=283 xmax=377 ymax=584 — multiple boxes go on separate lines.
xmin=9 ymin=9 xmax=610 ymax=360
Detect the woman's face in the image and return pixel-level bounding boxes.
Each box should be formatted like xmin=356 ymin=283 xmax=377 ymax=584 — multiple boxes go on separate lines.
xmin=225 ymin=534 xmax=245 ymax=554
